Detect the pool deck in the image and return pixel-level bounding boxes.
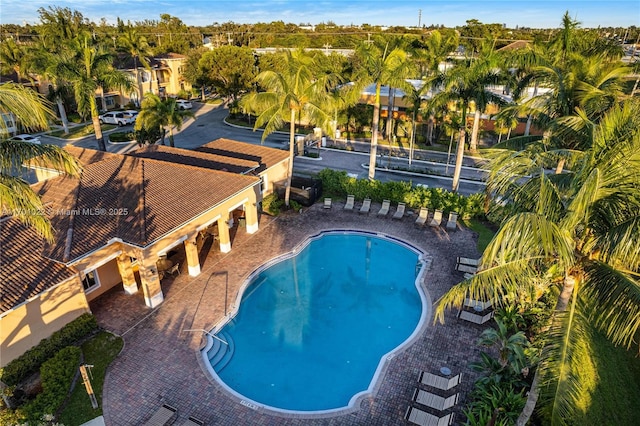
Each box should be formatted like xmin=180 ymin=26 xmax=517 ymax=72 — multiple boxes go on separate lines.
xmin=96 ymin=200 xmax=489 ymax=425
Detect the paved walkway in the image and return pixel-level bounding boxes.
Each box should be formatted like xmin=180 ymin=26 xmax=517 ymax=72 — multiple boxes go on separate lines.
xmin=95 ymin=201 xmax=489 ymax=425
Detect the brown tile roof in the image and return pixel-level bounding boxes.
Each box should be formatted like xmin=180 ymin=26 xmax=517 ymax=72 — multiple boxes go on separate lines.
xmin=63 ymin=146 xmax=121 ymax=166
xmin=129 ymin=145 xmax=260 ymax=174
xmin=0 ymin=218 xmax=77 ymax=313
xmin=34 ymin=151 xmax=259 ymax=262
xmin=196 ymin=138 xmax=289 ymax=173
xmin=497 ymin=40 xmax=531 ymax=51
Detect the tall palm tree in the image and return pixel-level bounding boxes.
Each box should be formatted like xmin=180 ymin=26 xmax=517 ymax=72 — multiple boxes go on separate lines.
xmin=435 ymin=101 xmax=640 ymax=423
xmin=352 ymin=41 xmax=413 ymax=180
xmin=240 ymin=50 xmax=338 ymax=205
xmin=1 ymin=83 xmax=81 ymax=241
xmin=135 ymin=93 xmax=195 ymax=147
xmin=118 ymin=27 xmax=153 ymax=106
xmin=0 ymin=38 xmax=28 ymax=83
xmin=57 ymin=37 xmax=132 ymax=151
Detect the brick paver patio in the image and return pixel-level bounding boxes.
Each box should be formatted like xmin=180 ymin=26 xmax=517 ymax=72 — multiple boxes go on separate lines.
xmin=95 ymin=201 xmax=489 ymax=425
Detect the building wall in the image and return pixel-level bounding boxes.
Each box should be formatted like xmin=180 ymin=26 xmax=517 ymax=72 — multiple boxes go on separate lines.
xmin=85 ymin=258 xmax=125 ymax=302
xmin=261 ymin=159 xmax=289 ymax=197
xmin=0 ymin=277 xmax=90 ymax=367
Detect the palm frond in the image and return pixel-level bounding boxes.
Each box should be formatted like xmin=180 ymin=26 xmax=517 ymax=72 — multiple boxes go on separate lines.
xmin=582 ymin=261 xmax=640 ymax=351
xmin=0 ymin=174 xmax=54 ymax=242
xmin=0 ymin=82 xmax=54 ymax=132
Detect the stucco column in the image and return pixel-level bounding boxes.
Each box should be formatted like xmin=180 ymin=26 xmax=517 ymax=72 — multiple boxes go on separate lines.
xmin=245 ymin=200 xmax=259 ymax=234
xmin=184 ymin=236 xmax=201 ymax=277
xmin=138 ymin=258 xmax=164 ymax=308
xmin=116 ymin=254 xmax=138 ymax=295
xmin=218 ymin=217 xmax=231 ymax=253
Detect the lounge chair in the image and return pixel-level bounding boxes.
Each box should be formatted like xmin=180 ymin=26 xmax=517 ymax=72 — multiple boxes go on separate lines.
xmin=419 ymin=371 xmax=462 ymax=391
xmin=456 ymin=264 xmax=478 ymax=274
xmin=405 ymin=406 xmax=453 ymax=426
xmin=324 ymin=198 xmax=332 ymax=209
xmin=457 ymin=257 xmax=481 ymax=267
xmin=459 ymin=309 xmax=495 ymax=324
xmin=429 ymin=209 xmax=443 ymax=227
xmin=378 ymin=199 xmax=391 ymax=216
xmin=392 ymin=202 xmax=406 ymax=220
xmin=464 ymin=298 xmax=492 ymax=311
xmin=180 ymin=416 xmax=205 ymax=426
xmin=445 ymin=212 xmax=458 ymax=231
xmin=143 ymin=404 xmax=177 ymax=426
xmin=412 ymin=388 xmax=459 ymax=411
xmin=344 ymin=195 xmax=355 ymax=211
xmin=359 ymin=198 xmax=371 ymax=214
xmin=415 ymin=207 xmax=429 ymax=227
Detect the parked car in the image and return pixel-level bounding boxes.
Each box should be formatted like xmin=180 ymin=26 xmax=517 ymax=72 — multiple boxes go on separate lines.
xmin=175 ymin=99 xmax=192 ymax=110
xmin=122 ymin=110 xmax=139 ymax=120
xmin=99 ymin=111 xmax=135 ymax=126
xmin=8 ymin=134 xmax=41 ymax=144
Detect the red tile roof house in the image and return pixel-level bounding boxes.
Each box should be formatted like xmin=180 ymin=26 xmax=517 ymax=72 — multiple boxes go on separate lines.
xmin=0 ymin=139 xmax=288 ymax=367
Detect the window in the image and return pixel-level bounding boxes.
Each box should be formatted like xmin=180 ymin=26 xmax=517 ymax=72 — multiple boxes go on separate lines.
xmin=82 ymin=270 xmax=100 ymax=292
xmin=260 ymin=175 xmax=268 ymax=194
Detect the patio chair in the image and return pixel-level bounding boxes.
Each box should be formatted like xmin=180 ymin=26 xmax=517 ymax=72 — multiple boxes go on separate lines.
xmin=459 ymin=309 xmax=494 ymax=324
xmin=445 ymin=212 xmax=458 ymax=231
xmin=415 ymin=207 xmax=429 ymax=227
xmin=180 ymin=416 xmax=205 ymax=426
xmin=377 ymin=199 xmax=391 ymax=216
xmin=324 ymin=198 xmax=332 ymax=209
xmin=143 ymin=404 xmax=177 ymax=426
xmin=419 ymin=371 xmax=462 ymax=391
xmin=359 ymin=198 xmax=371 ymax=214
xmin=392 ymin=202 xmax=406 ymax=220
xmin=344 ymin=195 xmax=355 ymax=211
xmin=456 ymin=264 xmax=478 ymax=274
xmin=464 ymin=298 xmax=492 ymax=311
xmin=405 ymin=406 xmax=454 ymax=426
xmin=413 ymin=388 xmax=459 ymax=411
xmin=429 ymin=209 xmax=443 ymax=227
xmin=165 ymin=262 xmax=180 ymax=277
xmin=456 ymin=257 xmax=481 ymax=267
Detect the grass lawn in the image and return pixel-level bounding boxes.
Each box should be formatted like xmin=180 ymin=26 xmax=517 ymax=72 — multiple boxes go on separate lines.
xmin=463 ymin=218 xmax=497 ymax=253
xmin=47 ymin=123 xmax=116 ymax=139
xmin=58 ymin=331 xmax=123 ymax=426
xmin=572 ymin=327 xmax=640 ymax=425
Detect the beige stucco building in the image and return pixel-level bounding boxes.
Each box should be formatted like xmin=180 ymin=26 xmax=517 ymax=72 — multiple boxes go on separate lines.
xmin=0 ymin=139 xmax=288 ymax=367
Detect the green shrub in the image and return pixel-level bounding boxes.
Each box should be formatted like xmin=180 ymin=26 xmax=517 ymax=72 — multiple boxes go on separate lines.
xmin=289 ymin=200 xmax=302 ymax=212
xmin=317 ymin=168 xmax=485 ymax=219
xmin=261 ymin=193 xmax=283 ymax=216
xmin=108 ymin=131 xmax=135 ymax=142
xmin=0 ymin=314 xmax=97 ymax=386
xmin=67 ymin=113 xmax=83 ymax=124
xmin=21 ymin=346 xmax=82 ymax=422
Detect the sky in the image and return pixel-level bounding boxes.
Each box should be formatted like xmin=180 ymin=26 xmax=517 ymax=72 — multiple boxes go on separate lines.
xmin=0 ymin=0 xmax=638 ymax=29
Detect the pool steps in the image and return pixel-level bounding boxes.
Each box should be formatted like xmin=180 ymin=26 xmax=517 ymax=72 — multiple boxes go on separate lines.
xmin=207 ymin=330 xmax=235 ymax=372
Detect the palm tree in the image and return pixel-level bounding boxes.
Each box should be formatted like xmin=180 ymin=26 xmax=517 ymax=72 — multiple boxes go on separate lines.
xmin=435 ymin=101 xmax=640 ymax=423
xmin=1 ymin=82 xmax=81 ymax=241
xmin=135 ymin=93 xmax=195 ymax=147
xmin=240 ymin=50 xmax=338 ymax=206
xmin=352 ymin=41 xmax=413 ymax=180
xmin=118 ymin=27 xmax=153 ymax=106
xmin=0 ymin=38 xmax=28 ymax=83
xmin=56 ymin=37 xmax=132 ymax=151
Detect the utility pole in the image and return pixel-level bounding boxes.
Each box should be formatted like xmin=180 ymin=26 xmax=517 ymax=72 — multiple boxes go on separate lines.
xmin=323 ymin=43 xmax=332 ymax=54
xmin=226 ymin=32 xmax=233 ymax=45
xmin=365 ymin=33 xmax=373 ymax=46
xmin=418 ymin=9 xmax=422 ymax=28
xmin=79 ymin=365 xmax=98 ymax=409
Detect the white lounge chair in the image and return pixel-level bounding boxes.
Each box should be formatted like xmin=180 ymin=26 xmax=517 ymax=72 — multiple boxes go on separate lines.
xmin=344 ymin=195 xmax=355 ymax=211
xmin=359 ymin=198 xmax=371 ymax=214
xmin=445 ymin=211 xmax=458 ymax=230
xmin=456 ymin=264 xmax=478 ymax=274
xmin=378 ymin=199 xmax=391 ymax=216
xmin=405 ymin=406 xmax=453 ymax=426
xmin=457 ymin=257 xmax=481 ymax=267
xmin=459 ymin=309 xmax=495 ymax=324
xmin=324 ymin=198 xmax=332 ymax=209
xmin=429 ymin=209 xmax=443 ymax=227
xmin=143 ymin=404 xmax=177 ymax=426
xmin=180 ymin=416 xmax=205 ymax=426
xmin=415 ymin=207 xmax=429 ymax=227
xmin=464 ymin=298 xmax=493 ymax=311
xmin=392 ymin=202 xmax=406 ymax=219
xmin=419 ymin=371 xmax=462 ymax=391
xmin=413 ymin=388 xmax=459 ymax=411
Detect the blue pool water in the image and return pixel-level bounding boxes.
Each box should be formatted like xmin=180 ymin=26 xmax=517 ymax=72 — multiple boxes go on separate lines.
xmin=205 ymin=232 xmax=425 ymax=412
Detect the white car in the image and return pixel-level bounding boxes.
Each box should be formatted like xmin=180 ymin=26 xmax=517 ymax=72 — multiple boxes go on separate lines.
xmin=8 ymin=134 xmax=41 ymax=144
xmin=99 ymin=111 xmax=135 ymax=126
xmin=175 ymin=99 xmax=192 ymax=110
xmin=122 ymin=110 xmax=139 ymax=121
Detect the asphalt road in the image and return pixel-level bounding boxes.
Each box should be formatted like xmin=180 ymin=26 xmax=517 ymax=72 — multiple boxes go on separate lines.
xmin=39 ymin=102 xmax=486 ymax=196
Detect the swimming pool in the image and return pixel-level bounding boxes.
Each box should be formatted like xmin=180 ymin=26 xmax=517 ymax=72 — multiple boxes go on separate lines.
xmin=203 ymin=231 xmax=427 ymax=414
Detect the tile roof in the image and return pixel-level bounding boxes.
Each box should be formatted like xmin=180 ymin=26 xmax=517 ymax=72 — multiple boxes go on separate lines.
xmin=129 ymin=145 xmax=260 ymax=174
xmin=0 ymin=218 xmax=77 ymax=313
xmin=196 ymin=138 xmax=289 ymax=173
xmin=34 ymin=153 xmax=259 ymax=262
xmin=63 ymin=146 xmax=121 ymax=166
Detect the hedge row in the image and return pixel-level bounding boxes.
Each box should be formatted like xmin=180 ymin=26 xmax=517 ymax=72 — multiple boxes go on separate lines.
xmin=21 ymin=346 xmax=82 ymax=422
xmin=0 ymin=313 xmax=97 ymax=386
xmin=318 ymin=169 xmax=485 ymax=219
